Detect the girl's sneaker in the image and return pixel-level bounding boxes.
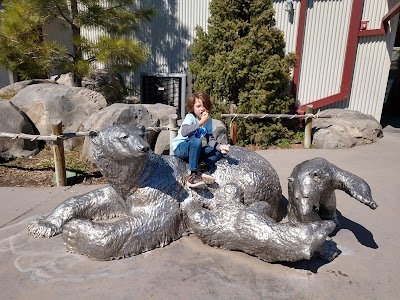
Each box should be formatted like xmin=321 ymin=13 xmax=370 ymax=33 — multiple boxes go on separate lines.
xmin=198 ymin=162 xmax=208 ymax=172
xmin=187 ymin=173 xmax=206 ymax=188
xmin=200 ymin=172 xmax=215 ymax=184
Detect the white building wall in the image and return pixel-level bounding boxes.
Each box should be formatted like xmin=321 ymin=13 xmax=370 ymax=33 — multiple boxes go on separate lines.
xmin=1 ymin=0 xmax=397 ymax=120
xmin=348 ymin=0 xmax=399 ymax=121
xmin=273 ymin=0 xmax=301 ymax=55
xmin=297 ymin=0 xmax=353 ymax=106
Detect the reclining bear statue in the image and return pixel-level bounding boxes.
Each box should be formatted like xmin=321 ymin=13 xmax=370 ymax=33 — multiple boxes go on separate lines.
xmin=28 ymin=125 xmax=377 ymax=262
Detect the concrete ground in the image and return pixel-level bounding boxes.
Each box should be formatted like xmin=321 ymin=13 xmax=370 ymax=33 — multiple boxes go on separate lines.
xmin=0 ymin=130 xmax=399 ymax=300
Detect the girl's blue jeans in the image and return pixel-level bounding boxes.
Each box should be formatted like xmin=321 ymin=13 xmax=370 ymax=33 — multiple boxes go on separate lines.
xmin=173 ymin=137 xmax=223 ymax=172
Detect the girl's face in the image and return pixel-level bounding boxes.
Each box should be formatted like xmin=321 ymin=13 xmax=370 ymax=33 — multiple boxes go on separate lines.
xmin=193 ymin=98 xmax=207 ymax=120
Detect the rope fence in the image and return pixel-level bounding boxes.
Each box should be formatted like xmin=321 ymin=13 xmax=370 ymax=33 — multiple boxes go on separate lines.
xmin=0 ymin=115 xmax=180 ymax=187
xmin=1 ymin=107 xmax=323 ymax=186
xmin=221 ymin=104 xmax=322 ymax=147
xmin=220 ymin=112 xmax=328 ymax=120
xmin=0 ymin=127 xmax=177 ymax=141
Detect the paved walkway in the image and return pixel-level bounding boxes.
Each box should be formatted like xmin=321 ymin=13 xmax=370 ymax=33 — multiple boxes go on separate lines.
xmin=0 ymin=131 xmax=399 ymax=300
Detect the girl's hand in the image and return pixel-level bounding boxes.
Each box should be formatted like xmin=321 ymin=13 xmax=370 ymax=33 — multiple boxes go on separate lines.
xmin=199 ymin=111 xmax=209 ymax=126
xmin=219 ymin=144 xmax=230 ymax=154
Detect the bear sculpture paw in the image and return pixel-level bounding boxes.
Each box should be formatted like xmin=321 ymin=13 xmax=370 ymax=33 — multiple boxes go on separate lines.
xmin=28 ymin=218 xmax=62 ymax=238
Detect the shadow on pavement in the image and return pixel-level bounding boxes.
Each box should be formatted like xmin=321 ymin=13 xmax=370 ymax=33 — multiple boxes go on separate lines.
xmin=330 ymin=210 xmax=378 ymax=249
xmin=275 ymin=210 xmax=378 ymax=273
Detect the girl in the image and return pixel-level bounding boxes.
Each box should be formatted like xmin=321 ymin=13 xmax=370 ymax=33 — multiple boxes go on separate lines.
xmin=172 ymin=92 xmax=230 ymax=188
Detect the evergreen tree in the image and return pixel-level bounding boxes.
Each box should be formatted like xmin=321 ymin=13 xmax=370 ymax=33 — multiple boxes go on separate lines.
xmin=0 ymin=0 xmax=65 ymax=80
xmin=189 ymin=0 xmax=296 ymax=146
xmin=0 ymin=0 xmax=155 ymax=86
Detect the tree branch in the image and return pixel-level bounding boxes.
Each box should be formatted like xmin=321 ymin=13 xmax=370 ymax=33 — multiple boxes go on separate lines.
xmin=49 ymin=0 xmax=74 ymax=27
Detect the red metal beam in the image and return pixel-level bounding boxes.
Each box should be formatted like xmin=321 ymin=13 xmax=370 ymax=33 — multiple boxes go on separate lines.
xmin=358 ymin=2 xmax=400 ymax=37
xmin=295 ymin=0 xmax=400 ymax=114
xmin=296 ymin=0 xmax=364 ymax=114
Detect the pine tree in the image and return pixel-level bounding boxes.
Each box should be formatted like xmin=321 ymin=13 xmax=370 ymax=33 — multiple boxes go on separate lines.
xmin=0 ymin=0 xmax=65 ymax=80
xmin=0 ymin=0 xmax=156 ymax=86
xmin=189 ymin=0 xmax=296 ymax=146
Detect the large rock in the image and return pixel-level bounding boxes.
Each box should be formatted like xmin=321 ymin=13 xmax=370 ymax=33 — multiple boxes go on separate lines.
xmin=154 ymin=117 xmax=229 ymax=155
xmin=142 ymin=103 xmax=178 ymax=127
xmin=212 ymin=118 xmax=229 ymax=145
xmin=80 ymin=104 xmax=158 ymax=165
xmin=312 ymin=109 xmax=383 ymax=149
xmin=52 ymin=70 xmax=131 ymax=104
xmin=11 ymin=83 xmax=107 ymax=148
xmin=143 ymin=104 xmax=179 ymax=155
xmin=50 ymin=73 xmax=74 ymax=87
xmin=81 ymin=69 xmax=126 ymax=105
xmin=0 ymin=79 xmax=57 ymax=99
xmin=0 ymin=101 xmax=39 ymax=159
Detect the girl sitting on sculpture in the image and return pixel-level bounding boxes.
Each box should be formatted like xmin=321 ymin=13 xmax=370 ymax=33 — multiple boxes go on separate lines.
xmin=172 ymin=92 xmax=230 ymax=188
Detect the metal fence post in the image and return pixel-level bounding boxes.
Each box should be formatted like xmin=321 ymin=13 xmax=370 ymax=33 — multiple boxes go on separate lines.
xmin=52 ymin=120 xmax=67 ymax=186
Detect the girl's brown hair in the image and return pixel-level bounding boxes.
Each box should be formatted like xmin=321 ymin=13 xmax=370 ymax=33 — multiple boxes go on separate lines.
xmin=186 ymin=92 xmax=213 ymax=113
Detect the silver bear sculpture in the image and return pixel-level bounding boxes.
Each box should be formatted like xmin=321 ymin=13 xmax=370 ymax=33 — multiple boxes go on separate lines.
xmin=287 ymin=157 xmax=378 ymax=223
xmin=28 ymin=125 xmax=375 ymax=262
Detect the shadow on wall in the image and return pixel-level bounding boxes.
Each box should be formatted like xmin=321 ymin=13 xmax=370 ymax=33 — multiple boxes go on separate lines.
xmin=134 ymin=0 xmax=191 ymax=74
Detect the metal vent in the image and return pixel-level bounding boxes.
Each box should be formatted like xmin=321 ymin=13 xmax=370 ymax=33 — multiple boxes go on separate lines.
xmin=141 ymin=73 xmax=187 ymax=118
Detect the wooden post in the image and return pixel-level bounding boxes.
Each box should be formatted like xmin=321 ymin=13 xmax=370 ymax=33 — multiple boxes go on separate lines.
xmin=169 ymin=114 xmax=178 ymax=155
xmin=303 ymin=105 xmax=313 ymax=149
xmin=52 ymin=120 xmax=67 ymax=186
xmin=229 ymin=104 xmax=237 ymax=145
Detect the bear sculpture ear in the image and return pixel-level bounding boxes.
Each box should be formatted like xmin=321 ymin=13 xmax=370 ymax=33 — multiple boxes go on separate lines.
xmin=89 ymin=130 xmax=98 ymax=138
xmin=137 ymin=125 xmax=146 ymax=138
xmin=288 ymin=177 xmax=294 ymax=182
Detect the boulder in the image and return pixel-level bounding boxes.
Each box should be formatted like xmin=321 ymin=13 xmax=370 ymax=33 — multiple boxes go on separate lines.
xmin=212 ymin=118 xmax=229 ymax=144
xmin=143 ymin=103 xmax=179 ymax=155
xmin=142 ymin=103 xmax=178 ymax=127
xmin=11 ymin=83 xmax=107 ymax=148
xmin=81 ymin=69 xmax=127 ymax=105
xmin=80 ymin=104 xmax=158 ymax=165
xmin=154 ymin=130 xmax=171 ymax=155
xmin=0 ymin=79 xmax=57 ymax=99
xmin=154 ymin=117 xmax=229 ymax=155
xmin=50 ymin=73 xmax=74 ymax=87
xmin=312 ymin=109 xmax=383 ymax=149
xmin=0 ymin=101 xmax=39 ymax=159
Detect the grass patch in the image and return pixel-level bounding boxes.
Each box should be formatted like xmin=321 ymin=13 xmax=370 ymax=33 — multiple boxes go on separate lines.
xmin=39 ymin=150 xmax=88 ymax=173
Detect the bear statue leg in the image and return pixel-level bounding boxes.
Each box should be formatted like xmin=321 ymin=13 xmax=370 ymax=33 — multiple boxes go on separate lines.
xmin=62 ymin=206 xmax=183 ymax=260
xmin=185 ymin=199 xmax=336 ymax=262
xmin=28 ymin=186 xmax=125 ymax=238
xmin=235 ymin=207 xmax=336 ymax=262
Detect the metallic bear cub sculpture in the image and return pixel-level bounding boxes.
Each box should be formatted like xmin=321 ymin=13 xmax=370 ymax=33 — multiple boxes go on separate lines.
xmin=287 ymin=157 xmax=378 ymax=224
xmin=27 ymin=125 xmax=375 ymax=262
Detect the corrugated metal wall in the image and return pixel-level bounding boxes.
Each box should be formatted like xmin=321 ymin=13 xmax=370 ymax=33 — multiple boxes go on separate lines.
xmin=273 ymin=0 xmax=300 ymax=55
xmin=348 ymin=0 xmax=399 ymax=121
xmin=0 ymin=0 xmax=397 ymax=121
xmin=297 ymin=0 xmax=353 ymax=105
xmin=128 ymin=0 xmax=211 ymax=92
xmin=42 ymin=18 xmax=74 ymax=54
xmin=0 ymin=69 xmax=10 ymax=89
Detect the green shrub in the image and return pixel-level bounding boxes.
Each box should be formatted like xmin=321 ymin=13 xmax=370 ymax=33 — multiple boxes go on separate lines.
xmin=189 ymin=0 xmax=297 ymax=147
